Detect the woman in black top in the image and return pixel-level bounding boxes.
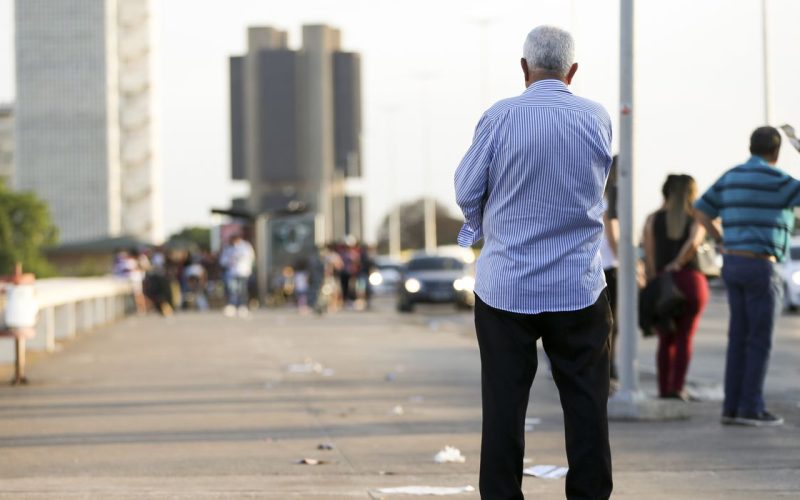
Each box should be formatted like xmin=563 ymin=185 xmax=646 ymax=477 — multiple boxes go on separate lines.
xmin=643 ymin=174 xmax=709 ymax=400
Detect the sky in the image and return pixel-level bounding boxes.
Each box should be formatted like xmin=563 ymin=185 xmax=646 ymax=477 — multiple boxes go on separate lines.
xmin=1 ymin=0 xmax=799 ymax=244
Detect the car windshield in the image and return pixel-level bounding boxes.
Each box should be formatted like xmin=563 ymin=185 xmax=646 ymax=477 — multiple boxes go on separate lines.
xmin=791 ymin=246 xmax=800 ymax=261
xmin=407 ymin=257 xmax=464 ymax=272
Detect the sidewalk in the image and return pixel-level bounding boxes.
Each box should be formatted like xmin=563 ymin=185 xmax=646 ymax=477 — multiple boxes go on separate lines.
xmin=0 ymin=297 xmax=797 ymax=499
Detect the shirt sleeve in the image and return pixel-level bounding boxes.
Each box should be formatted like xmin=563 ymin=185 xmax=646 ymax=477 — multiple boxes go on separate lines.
xmin=454 ymin=113 xmax=496 ymax=247
xmin=786 ymin=177 xmax=800 ymax=207
xmin=695 ymin=177 xmax=724 ymax=218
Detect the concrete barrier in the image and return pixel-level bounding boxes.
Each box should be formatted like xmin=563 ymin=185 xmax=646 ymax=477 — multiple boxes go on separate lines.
xmin=0 ymin=277 xmax=133 ymax=364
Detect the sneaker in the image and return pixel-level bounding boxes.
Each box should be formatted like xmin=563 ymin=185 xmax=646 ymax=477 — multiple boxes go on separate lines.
xmin=733 ymin=411 xmax=784 ymax=427
xmin=237 ymin=306 xmax=250 ymax=318
xmin=720 ymin=412 xmax=737 ymax=425
xmin=223 ymin=305 xmax=236 ymax=317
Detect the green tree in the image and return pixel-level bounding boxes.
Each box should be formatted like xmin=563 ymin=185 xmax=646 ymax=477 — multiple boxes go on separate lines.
xmin=0 ymin=183 xmax=58 ymax=277
xmin=168 ymin=226 xmax=211 ymax=251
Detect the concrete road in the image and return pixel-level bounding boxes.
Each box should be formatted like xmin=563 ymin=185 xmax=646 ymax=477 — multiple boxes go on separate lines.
xmin=0 ymin=289 xmax=798 ymax=499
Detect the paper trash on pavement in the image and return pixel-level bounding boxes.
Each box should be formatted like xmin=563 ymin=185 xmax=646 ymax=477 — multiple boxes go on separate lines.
xmin=286 ymin=358 xmax=325 ymax=374
xmin=390 ymin=405 xmax=405 ymax=415
xmin=296 ymin=458 xmax=332 ymax=465
xmin=374 ymin=485 xmax=475 ymax=495
xmin=434 ymin=446 xmax=466 ymax=464
xmin=523 ymin=465 xmax=569 ymax=479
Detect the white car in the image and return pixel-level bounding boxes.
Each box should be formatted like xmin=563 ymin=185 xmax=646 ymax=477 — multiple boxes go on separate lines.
xmin=369 ymin=257 xmax=403 ymax=296
xmin=781 ymin=236 xmax=800 ymax=311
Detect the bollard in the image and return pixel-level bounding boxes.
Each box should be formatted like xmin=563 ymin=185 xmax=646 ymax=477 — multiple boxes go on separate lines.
xmin=1 ymin=263 xmax=38 ymax=384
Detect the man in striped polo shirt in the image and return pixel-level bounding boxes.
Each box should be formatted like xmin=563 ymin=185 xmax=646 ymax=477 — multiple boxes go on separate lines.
xmin=455 ymin=25 xmax=613 ymax=500
xmin=695 ymin=126 xmax=800 ymax=427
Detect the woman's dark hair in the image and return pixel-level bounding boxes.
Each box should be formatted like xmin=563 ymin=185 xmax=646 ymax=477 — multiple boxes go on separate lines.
xmin=661 ymin=174 xmax=680 ymax=200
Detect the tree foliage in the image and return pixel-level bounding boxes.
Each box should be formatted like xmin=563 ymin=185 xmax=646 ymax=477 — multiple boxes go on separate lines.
xmin=0 ymin=183 xmax=58 ymax=277
xmin=167 ymin=226 xmax=211 ymax=251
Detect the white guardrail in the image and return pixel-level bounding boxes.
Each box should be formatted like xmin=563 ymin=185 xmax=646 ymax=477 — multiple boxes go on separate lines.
xmin=0 ymin=277 xmax=134 ymax=364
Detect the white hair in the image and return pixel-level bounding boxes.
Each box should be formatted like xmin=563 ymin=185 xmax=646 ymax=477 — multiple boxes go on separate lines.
xmin=523 ymin=26 xmax=575 ymax=76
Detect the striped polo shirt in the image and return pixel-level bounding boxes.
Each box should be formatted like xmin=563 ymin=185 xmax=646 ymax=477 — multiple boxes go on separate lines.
xmin=695 ymin=156 xmax=800 ymax=262
xmin=454 ymin=79 xmax=613 ymax=314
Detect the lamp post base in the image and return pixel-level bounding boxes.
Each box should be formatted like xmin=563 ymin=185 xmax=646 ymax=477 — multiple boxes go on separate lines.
xmin=608 ymin=389 xmax=690 ymax=421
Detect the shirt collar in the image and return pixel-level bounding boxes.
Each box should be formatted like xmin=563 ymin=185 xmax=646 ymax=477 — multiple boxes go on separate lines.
xmin=745 ymin=155 xmax=772 ymax=167
xmin=524 ymin=79 xmax=572 ymax=94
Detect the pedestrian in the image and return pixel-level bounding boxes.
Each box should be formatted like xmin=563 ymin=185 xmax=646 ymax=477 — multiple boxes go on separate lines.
xmin=601 ymin=156 xmax=620 ymax=388
xmin=219 ymin=234 xmax=255 ymax=318
xmin=356 ymin=243 xmax=374 ymax=310
xmin=113 ymin=249 xmax=146 ymax=314
xmin=455 ymin=25 xmax=613 ymax=500
xmin=643 ymin=174 xmax=709 ymax=401
xmin=144 ymin=247 xmax=174 ymax=316
xmin=695 ymin=126 xmax=800 ymax=427
xmin=183 ymin=254 xmax=209 ymax=311
xmin=294 ymin=257 xmax=310 ymax=314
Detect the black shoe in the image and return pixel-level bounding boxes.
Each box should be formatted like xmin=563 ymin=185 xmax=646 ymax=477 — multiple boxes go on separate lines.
xmin=733 ymin=411 xmax=784 ymax=427
xmin=720 ymin=412 xmax=737 ymax=425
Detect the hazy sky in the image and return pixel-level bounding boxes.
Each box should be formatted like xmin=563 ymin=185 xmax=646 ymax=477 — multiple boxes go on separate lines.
xmin=1 ymin=0 xmax=799 ymax=243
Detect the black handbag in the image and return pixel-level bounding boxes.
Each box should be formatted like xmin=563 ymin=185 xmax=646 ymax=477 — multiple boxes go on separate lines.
xmin=639 ymin=272 xmax=687 ymax=337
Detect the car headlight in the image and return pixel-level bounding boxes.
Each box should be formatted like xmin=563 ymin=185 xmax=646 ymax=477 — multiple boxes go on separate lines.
xmin=404 ymin=278 xmax=421 ymax=293
xmin=792 ymin=271 xmax=800 ymax=286
xmin=369 ymin=271 xmax=384 ymax=286
xmin=453 ymin=276 xmax=475 ymax=292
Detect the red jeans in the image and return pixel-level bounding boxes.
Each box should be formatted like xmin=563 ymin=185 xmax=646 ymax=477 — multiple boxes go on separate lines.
xmin=657 ymin=268 xmax=709 ymax=396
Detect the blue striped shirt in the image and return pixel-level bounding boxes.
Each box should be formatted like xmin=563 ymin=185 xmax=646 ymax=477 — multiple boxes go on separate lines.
xmin=695 ymin=155 xmax=800 ymax=261
xmin=454 ymin=79 xmax=613 ymax=314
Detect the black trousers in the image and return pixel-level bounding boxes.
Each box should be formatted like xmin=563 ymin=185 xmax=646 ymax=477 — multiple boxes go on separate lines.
xmin=474 ymin=293 xmax=613 ymax=500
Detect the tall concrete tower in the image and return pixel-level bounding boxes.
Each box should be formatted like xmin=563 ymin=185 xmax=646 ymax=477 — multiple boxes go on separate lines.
xmin=14 ymin=0 xmax=161 ymax=244
xmin=230 ymin=24 xmax=363 ymax=242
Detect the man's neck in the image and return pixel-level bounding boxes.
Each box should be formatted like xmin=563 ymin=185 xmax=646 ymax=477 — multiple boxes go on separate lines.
xmin=526 ymin=71 xmax=567 ymax=87
xmin=755 ymin=154 xmax=778 ymax=166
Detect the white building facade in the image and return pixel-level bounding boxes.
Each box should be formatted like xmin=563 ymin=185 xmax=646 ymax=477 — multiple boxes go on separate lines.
xmin=0 ymin=104 xmax=12 ymax=187
xmin=14 ymin=0 xmax=161 ymax=244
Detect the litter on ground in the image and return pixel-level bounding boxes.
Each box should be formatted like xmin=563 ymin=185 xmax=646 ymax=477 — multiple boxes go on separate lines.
xmin=523 ymin=465 xmax=569 ymax=479
xmin=374 ymin=485 xmax=475 ymax=496
xmin=434 ymin=446 xmax=466 ymax=464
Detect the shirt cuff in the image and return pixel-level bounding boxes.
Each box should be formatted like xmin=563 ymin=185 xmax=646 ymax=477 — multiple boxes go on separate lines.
xmin=457 ymin=223 xmax=483 ymax=247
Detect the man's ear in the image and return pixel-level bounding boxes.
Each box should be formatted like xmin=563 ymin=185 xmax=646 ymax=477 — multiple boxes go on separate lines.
xmin=565 ymin=62 xmax=578 ymax=85
xmin=520 ymin=58 xmax=530 ymax=86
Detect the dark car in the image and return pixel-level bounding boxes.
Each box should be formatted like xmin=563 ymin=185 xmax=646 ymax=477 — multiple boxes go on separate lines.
xmin=396 ymin=254 xmax=475 ymax=312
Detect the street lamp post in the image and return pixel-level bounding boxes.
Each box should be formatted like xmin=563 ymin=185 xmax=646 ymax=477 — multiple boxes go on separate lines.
xmin=761 ymin=0 xmax=771 ymax=124
xmin=417 ymin=72 xmax=437 ymax=253
xmin=616 ymin=0 xmax=640 ymax=401
xmin=608 ymin=0 xmax=688 ymax=420
xmin=383 ymin=106 xmax=402 ymax=258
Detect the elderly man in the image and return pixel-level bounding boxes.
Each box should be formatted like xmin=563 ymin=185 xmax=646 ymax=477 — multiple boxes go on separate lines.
xmin=695 ymin=126 xmax=800 ymax=427
xmin=455 ymin=26 xmax=613 ymax=500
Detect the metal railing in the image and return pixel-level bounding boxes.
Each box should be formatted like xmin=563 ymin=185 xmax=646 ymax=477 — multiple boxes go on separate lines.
xmin=0 ymin=277 xmax=134 ymax=365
